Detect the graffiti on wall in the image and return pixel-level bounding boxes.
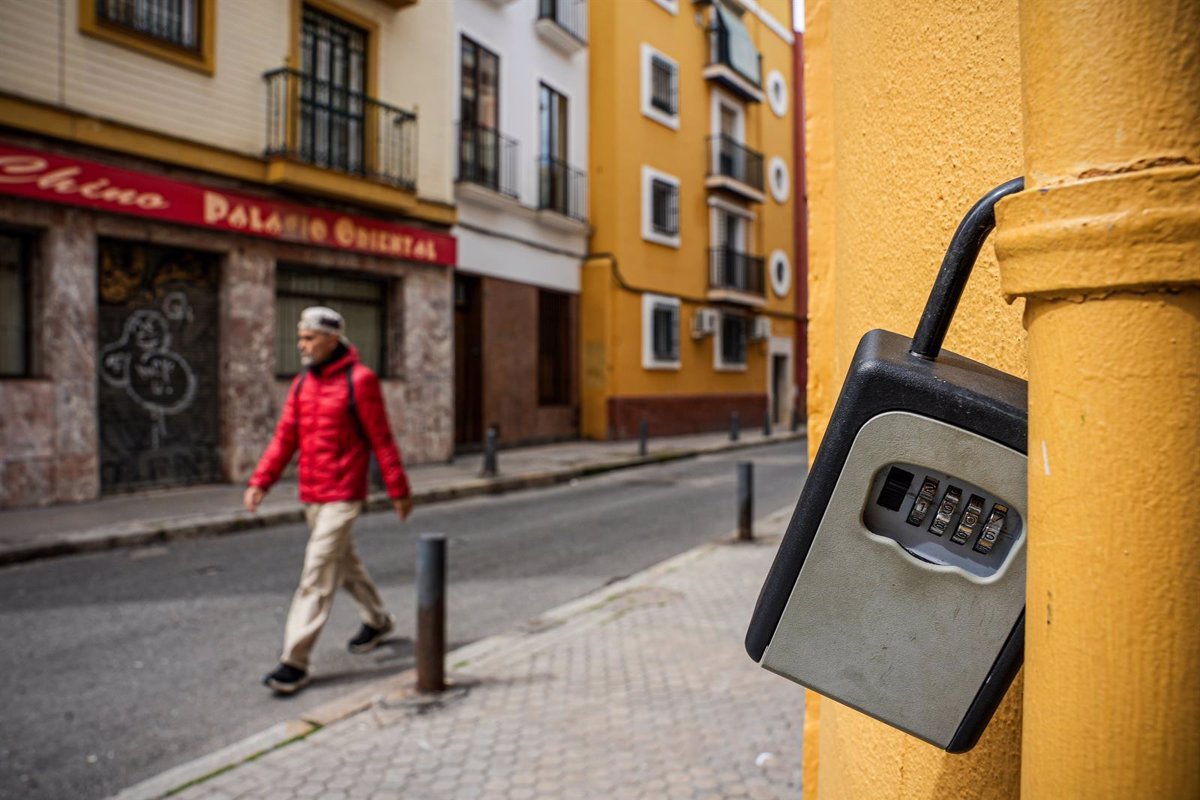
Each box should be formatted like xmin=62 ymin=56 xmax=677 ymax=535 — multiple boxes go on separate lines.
xmin=98 ymin=240 xmax=220 ymax=493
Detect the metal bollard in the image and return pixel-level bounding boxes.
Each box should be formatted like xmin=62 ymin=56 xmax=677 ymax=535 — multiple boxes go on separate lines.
xmin=791 ymin=406 xmax=801 ymax=433
xmin=416 ymin=533 xmax=446 ymax=693
xmin=763 ymin=406 xmax=773 ymax=437
xmin=481 ymin=426 xmax=498 ymax=477
xmin=737 ymin=461 xmax=754 ymax=541
xmin=638 ymin=419 xmax=649 ymax=457
xmin=730 ymin=411 xmax=741 ymax=442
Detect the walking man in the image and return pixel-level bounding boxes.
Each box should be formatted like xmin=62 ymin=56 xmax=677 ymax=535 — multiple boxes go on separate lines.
xmin=244 ymin=306 xmax=414 ymax=695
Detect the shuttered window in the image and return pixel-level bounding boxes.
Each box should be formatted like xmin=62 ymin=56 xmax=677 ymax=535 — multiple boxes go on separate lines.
xmin=0 ymin=232 xmax=31 ymax=377
xmin=275 ymin=267 xmax=387 ymax=377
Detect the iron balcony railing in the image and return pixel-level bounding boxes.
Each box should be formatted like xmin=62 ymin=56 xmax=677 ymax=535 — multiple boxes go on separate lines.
xmin=457 ymin=121 xmax=520 ymax=199
xmin=538 ymin=0 xmax=588 ymax=45
xmin=707 ymin=135 xmax=764 ymax=191
xmin=264 ymin=68 xmax=417 ymax=191
xmin=709 ymin=247 xmax=765 ymax=296
xmin=538 ymin=156 xmax=588 ymax=222
xmin=707 ymin=22 xmax=762 ymax=88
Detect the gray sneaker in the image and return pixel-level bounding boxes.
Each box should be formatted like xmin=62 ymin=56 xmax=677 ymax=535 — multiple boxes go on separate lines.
xmin=348 ymin=615 xmax=395 ymax=654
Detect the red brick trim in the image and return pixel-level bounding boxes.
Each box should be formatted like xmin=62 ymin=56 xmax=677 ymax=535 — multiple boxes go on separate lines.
xmin=606 ymin=393 xmax=768 ymax=439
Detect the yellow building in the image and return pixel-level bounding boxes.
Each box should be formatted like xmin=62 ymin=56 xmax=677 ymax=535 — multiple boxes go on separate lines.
xmin=583 ymin=0 xmax=798 ymax=440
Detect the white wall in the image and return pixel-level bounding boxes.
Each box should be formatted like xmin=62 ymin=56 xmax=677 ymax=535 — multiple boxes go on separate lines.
xmin=0 ymin=0 xmax=455 ymax=203
xmin=452 ymin=0 xmax=589 ymax=292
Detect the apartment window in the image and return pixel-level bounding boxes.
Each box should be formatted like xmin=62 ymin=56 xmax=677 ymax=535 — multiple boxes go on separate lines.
xmin=539 ymin=83 xmax=575 ymax=216
xmin=717 ymin=313 xmax=748 ymax=369
xmin=81 ymin=0 xmax=213 ymax=73
xmin=642 ymin=294 xmax=680 ymax=370
xmin=460 ymin=36 xmax=501 ymax=189
xmin=642 ymin=166 xmax=681 ymax=248
xmin=298 ymin=5 xmax=368 ymax=175
xmin=641 ymin=44 xmax=679 ymax=130
xmin=538 ymin=289 xmax=571 ymax=405
xmin=0 ymin=232 xmax=31 ymax=378
xmin=276 ymin=267 xmax=387 ymax=377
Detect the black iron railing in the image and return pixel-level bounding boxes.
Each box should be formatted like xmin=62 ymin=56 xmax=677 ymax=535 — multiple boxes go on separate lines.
xmin=538 ymin=156 xmax=588 ymax=222
xmin=708 ymin=135 xmax=764 ymax=191
xmin=264 ymin=68 xmax=417 ymax=191
xmin=457 ymin=122 xmax=520 ymax=199
xmin=538 ymin=0 xmax=588 ymax=44
xmin=709 ymin=247 xmax=765 ymax=296
xmin=708 ymin=21 xmax=762 ymax=87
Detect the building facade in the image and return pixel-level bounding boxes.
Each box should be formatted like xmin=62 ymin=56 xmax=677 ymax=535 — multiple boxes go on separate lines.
xmin=451 ymin=0 xmax=589 ymax=450
xmin=583 ymin=0 xmax=799 ymax=440
xmin=0 ymin=0 xmax=457 ymax=509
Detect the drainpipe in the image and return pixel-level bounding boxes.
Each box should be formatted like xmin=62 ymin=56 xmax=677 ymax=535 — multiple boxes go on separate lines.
xmin=994 ymin=1 xmax=1200 ymax=797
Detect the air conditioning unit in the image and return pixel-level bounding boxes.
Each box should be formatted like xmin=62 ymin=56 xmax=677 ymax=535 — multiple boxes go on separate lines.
xmin=751 ymin=316 xmax=772 ymax=341
xmin=692 ymin=308 xmax=718 ymax=339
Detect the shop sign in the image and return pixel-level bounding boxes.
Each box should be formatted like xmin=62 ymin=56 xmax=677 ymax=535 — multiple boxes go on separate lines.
xmin=0 ymin=142 xmax=455 ymax=265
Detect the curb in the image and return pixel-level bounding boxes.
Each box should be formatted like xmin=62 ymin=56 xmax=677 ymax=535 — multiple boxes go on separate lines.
xmin=110 ymin=506 xmax=795 ymax=800
xmin=0 ymin=431 xmax=804 ymax=568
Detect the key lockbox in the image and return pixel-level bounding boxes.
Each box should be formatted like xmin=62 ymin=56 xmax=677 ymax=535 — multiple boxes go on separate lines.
xmin=745 ymin=178 xmax=1027 ymax=753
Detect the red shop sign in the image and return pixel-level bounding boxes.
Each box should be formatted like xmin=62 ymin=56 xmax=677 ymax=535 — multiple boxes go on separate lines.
xmin=0 ymin=142 xmax=455 ymax=266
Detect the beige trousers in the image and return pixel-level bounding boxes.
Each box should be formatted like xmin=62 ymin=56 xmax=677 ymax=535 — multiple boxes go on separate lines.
xmin=280 ymin=501 xmax=390 ymax=670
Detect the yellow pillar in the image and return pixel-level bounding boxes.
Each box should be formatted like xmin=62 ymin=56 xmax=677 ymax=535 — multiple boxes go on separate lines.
xmin=995 ymin=1 xmax=1200 ymax=797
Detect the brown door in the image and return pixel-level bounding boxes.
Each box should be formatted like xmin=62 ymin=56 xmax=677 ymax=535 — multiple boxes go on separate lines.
xmin=454 ymin=274 xmax=484 ymax=446
xmin=97 ymin=239 xmax=220 ymax=492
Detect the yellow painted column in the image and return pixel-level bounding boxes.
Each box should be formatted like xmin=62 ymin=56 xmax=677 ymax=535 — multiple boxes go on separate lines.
xmin=995 ymin=1 xmax=1200 ymax=797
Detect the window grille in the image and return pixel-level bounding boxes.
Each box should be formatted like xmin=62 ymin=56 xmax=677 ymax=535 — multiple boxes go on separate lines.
xmin=720 ymin=314 xmax=748 ymax=366
xmin=651 ymin=303 xmax=680 ymax=362
xmin=275 ymin=267 xmax=388 ymax=377
xmin=650 ymin=55 xmax=677 ymax=115
xmin=651 ymin=179 xmax=679 ymax=237
xmin=97 ymin=0 xmax=200 ymax=50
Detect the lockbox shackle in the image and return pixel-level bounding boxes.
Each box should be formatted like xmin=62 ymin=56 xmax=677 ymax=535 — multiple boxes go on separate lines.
xmin=910 ymin=177 xmax=1026 ymax=360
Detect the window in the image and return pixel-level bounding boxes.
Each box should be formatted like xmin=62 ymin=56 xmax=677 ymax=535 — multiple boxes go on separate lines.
xmin=538 ymin=83 xmax=574 ymax=216
xmin=298 ymin=5 xmax=368 ymax=175
xmin=641 ymin=44 xmax=679 ymax=130
xmin=80 ymin=0 xmax=214 ymax=74
xmin=642 ymin=166 xmax=681 ymax=248
xmin=717 ymin=313 xmax=748 ymax=369
xmin=460 ymin=37 xmax=501 ymax=189
xmin=538 ymin=289 xmax=572 ymax=405
xmin=0 ymin=232 xmax=31 ymax=377
xmin=276 ymin=267 xmax=387 ymax=377
xmin=642 ymin=294 xmax=680 ymax=370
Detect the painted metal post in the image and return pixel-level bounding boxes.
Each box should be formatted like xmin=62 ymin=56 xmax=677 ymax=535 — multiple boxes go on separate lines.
xmin=730 ymin=411 xmax=740 ymax=442
xmin=737 ymin=461 xmax=753 ymax=541
xmin=791 ymin=406 xmax=801 ymax=433
xmin=416 ymin=533 xmax=446 ymax=693
xmin=638 ymin=419 xmax=648 ymax=457
xmin=763 ymin=405 xmax=772 ymax=437
xmin=481 ymin=425 xmax=498 ymax=477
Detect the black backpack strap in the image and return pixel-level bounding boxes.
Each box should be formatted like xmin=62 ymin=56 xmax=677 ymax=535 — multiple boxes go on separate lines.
xmin=345 ymin=366 xmax=368 ymax=442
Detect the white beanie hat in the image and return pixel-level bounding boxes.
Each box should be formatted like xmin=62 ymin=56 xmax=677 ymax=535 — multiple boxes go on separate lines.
xmin=298 ymin=306 xmax=348 ymax=342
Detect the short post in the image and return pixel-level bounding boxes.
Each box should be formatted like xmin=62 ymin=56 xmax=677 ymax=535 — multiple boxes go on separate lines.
xmin=638 ymin=419 xmax=649 ymax=457
xmin=481 ymin=425 xmax=498 ymax=477
xmin=791 ymin=406 xmax=801 ymax=433
xmin=737 ymin=461 xmax=754 ymax=541
xmin=763 ymin=405 xmax=773 ymax=437
xmin=416 ymin=533 xmax=446 ymax=693
xmin=730 ymin=411 xmax=741 ymax=442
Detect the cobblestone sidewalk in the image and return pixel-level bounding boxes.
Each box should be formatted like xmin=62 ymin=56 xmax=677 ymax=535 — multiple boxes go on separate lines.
xmin=157 ymin=509 xmax=805 ymax=800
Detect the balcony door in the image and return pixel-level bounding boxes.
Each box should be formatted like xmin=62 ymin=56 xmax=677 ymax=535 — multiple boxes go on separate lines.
xmin=719 ymin=210 xmax=747 ymax=287
xmin=460 ymin=37 xmax=500 ymax=189
xmin=538 ymin=83 xmax=569 ymax=212
xmin=299 ymin=5 xmax=367 ymax=174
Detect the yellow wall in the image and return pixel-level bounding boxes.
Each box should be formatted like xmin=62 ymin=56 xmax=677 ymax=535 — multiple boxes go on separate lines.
xmin=804 ymin=0 xmax=1025 ymax=796
xmin=584 ymin=0 xmax=798 ymax=436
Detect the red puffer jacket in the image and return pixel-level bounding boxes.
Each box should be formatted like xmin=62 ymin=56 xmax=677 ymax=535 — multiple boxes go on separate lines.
xmin=249 ymin=346 xmax=411 ymax=503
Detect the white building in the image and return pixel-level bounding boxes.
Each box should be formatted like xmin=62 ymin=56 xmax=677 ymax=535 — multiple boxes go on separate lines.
xmin=451 ymin=0 xmax=589 ymax=448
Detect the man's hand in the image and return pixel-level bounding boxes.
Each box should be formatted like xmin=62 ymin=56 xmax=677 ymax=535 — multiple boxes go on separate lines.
xmin=393 ymin=497 xmax=415 ymax=521
xmin=244 ymin=486 xmax=265 ymax=513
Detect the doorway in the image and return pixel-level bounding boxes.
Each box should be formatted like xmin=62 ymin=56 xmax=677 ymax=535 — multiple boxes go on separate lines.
xmin=454 ymin=274 xmax=484 ymax=446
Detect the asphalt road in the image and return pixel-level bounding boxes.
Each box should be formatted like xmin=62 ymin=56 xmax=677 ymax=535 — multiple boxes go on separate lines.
xmin=0 ymin=439 xmax=807 ymax=800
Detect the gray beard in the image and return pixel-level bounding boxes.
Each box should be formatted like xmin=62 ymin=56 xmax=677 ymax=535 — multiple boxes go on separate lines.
xmin=299 ymin=354 xmax=314 ymax=366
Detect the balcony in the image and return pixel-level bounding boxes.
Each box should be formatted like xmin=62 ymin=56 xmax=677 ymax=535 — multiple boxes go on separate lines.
xmin=536 ymin=0 xmax=587 ymax=55
xmin=706 ymin=135 xmax=764 ymax=203
xmin=708 ymin=247 xmax=766 ymax=305
xmin=703 ymin=12 xmax=763 ymax=102
xmin=537 ymin=156 xmax=588 ymax=229
xmin=456 ymin=121 xmax=520 ymax=205
xmin=264 ymin=68 xmax=417 ymax=192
